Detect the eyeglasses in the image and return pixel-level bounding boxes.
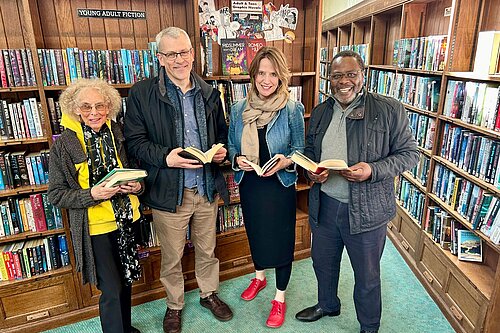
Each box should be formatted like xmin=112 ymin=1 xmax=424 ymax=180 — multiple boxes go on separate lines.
xmin=158 ymin=48 xmax=193 ymax=61
xmin=330 ymin=70 xmax=362 ymax=81
xmin=78 ymin=103 xmax=108 ymax=114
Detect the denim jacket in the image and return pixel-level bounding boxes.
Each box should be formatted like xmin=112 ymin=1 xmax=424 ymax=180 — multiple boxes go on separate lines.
xmin=228 ymin=99 xmax=305 ymax=187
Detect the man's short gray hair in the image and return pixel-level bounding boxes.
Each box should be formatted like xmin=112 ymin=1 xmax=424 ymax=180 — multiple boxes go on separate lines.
xmin=155 ymin=27 xmax=191 ymax=51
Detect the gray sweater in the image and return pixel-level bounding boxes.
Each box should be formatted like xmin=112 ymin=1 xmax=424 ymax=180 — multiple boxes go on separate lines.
xmin=48 ymin=121 xmax=133 ymax=284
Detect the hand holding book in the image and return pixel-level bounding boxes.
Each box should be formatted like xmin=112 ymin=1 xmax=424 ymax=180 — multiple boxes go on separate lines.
xmin=238 ymin=154 xmax=290 ymax=176
xmin=176 ymin=143 xmax=226 ymax=165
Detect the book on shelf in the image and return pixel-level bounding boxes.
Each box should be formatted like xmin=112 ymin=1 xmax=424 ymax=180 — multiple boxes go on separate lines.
xmin=245 ymin=38 xmax=266 ymax=67
xmin=95 ymin=168 xmax=148 ymax=188
xmin=178 ymin=143 xmax=225 ymax=164
xmin=220 ymin=39 xmax=248 ymax=75
xmin=290 ymin=151 xmax=350 ymax=174
xmin=241 ymin=155 xmax=281 ymax=176
xmin=473 ymin=31 xmax=500 ymax=75
xmin=457 ymin=229 xmax=482 ymax=262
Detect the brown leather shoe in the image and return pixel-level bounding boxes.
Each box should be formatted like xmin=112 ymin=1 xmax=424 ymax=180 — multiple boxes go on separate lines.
xmin=200 ymin=293 xmax=233 ymax=321
xmin=163 ymin=308 xmax=182 ymax=333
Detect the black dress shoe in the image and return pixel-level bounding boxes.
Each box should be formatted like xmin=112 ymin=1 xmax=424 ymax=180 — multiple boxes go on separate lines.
xmin=295 ymin=304 xmax=340 ymax=322
xmin=360 ymin=330 xmax=378 ymax=333
xmin=130 ymin=327 xmax=141 ymax=333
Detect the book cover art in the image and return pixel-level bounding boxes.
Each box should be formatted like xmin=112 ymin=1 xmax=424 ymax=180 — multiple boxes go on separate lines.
xmin=245 ymin=38 xmax=266 ymax=67
xmin=457 ymin=229 xmax=482 ymax=262
xmin=221 ymin=39 xmax=248 ymax=75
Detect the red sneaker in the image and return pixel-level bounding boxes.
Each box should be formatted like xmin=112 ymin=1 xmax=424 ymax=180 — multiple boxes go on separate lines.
xmin=240 ymin=278 xmax=267 ymax=301
xmin=266 ymin=300 xmax=286 ymax=328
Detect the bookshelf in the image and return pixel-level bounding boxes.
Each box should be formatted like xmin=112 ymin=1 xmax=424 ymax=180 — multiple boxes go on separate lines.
xmin=323 ymin=0 xmax=500 ymax=332
xmin=0 ymin=0 xmax=322 ymax=331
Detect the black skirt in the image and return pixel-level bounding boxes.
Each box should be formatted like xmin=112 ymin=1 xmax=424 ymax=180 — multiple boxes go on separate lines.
xmin=239 ymin=171 xmax=296 ymax=268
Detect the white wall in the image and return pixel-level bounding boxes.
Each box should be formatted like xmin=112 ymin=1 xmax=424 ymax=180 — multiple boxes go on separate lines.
xmin=323 ymin=0 xmax=365 ymax=21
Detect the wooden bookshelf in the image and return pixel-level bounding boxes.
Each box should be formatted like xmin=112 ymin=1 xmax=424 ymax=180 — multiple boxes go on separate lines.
xmin=324 ymin=0 xmax=500 ymax=332
xmin=0 ymin=0 xmax=322 ymax=331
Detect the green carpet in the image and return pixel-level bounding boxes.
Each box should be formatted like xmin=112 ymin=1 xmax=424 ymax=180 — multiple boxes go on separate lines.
xmin=44 ymin=239 xmax=454 ymax=333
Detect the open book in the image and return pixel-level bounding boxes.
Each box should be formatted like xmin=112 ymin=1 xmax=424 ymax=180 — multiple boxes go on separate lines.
xmin=290 ymin=151 xmax=350 ymax=174
xmin=241 ymin=155 xmax=281 ymax=176
xmin=178 ymin=143 xmax=224 ymax=164
xmin=96 ymin=168 xmax=148 ymax=188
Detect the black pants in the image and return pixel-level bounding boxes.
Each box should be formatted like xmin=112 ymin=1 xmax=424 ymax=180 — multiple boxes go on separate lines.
xmin=254 ymin=262 xmax=292 ymax=291
xmin=91 ymin=230 xmax=133 ymax=333
xmin=311 ymin=192 xmax=387 ymax=332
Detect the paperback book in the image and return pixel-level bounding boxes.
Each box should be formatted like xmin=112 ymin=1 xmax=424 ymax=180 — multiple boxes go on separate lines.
xmin=96 ymin=168 xmax=148 ymax=188
xmin=178 ymin=143 xmax=224 ymax=164
xmin=290 ymin=151 xmax=350 ymax=174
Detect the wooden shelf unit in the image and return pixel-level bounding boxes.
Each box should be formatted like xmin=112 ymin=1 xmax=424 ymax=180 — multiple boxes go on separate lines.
xmin=0 ymin=0 xmax=322 ymax=331
xmin=324 ymin=0 xmax=500 ymax=332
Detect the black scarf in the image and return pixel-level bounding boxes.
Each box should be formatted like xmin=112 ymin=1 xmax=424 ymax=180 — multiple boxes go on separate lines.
xmin=83 ymin=123 xmax=141 ymax=285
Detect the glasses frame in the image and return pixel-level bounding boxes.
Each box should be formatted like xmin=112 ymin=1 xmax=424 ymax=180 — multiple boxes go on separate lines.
xmin=157 ymin=48 xmax=193 ymax=61
xmin=329 ymin=70 xmax=362 ymax=81
xmin=78 ymin=103 xmax=109 ymax=115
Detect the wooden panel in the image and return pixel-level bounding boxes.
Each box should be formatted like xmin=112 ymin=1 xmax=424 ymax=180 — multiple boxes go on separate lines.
xmin=445 ymin=273 xmax=486 ymax=332
xmin=401 ymin=3 xmax=426 ymax=38
xmin=131 ymin=0 xmax=149 ymax=48
xmin=399 ymin=216 xmax=419 ymax=257
xmin=480 ymin=0 xmax=500 ymax=31
xmin=102 ymin=0 xmax=121 ymax=49
xmin=0 ymin=273 xmax=78 ymax=328
xmin=418 ymin=238 xmax=447 ymax=290
xmin=0 ymin=0 xmax=26 ymax=48
xmin=423 ymin=0 xmax=452 ymax=36
xmin=447 ymin=0 xmax=482 ymax=71
xmin=86 ymin=0 xmax=108 ymax=50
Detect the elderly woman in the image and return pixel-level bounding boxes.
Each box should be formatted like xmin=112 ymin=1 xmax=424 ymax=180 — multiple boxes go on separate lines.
xmin=228 ymin=46 xmax=305 ymax=328
xmin=48 ymin=78 xmax=142 ymax=333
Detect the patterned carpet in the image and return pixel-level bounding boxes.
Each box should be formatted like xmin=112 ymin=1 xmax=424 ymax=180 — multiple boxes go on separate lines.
xmin=44 ymin=239 xmax=454 ymax=333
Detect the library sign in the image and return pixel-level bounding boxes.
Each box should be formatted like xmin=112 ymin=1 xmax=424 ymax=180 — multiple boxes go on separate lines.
xmin=77 ymin=9 xmax=146 ymax=19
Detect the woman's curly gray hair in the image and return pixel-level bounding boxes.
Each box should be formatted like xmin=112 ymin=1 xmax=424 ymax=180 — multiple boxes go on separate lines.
xmin=59 ymin=78 xmax=122 ymax=121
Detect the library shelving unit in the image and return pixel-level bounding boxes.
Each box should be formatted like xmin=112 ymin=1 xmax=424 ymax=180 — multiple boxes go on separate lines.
xmin=0 ymin=0 xmax=323 ymax=331
xmin=323 ymin=0 xmax=500 ymax=332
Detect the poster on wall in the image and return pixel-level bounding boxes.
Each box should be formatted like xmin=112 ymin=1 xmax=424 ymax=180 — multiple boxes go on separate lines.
xmin=231 ymin=0 xmax=263 ymax=39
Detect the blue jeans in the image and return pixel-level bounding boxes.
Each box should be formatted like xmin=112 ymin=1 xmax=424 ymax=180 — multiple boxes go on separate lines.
xmin=310 ymin=192 xmax=386 ymax=331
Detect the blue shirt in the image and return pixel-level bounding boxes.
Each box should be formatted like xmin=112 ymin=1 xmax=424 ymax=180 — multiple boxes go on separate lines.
xmin=178 ymin=85 xmax=205 ymax=196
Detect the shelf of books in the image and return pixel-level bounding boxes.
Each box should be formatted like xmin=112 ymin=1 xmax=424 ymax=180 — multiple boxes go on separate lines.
xmin=325 ymin=0 xmax=500 ymax=332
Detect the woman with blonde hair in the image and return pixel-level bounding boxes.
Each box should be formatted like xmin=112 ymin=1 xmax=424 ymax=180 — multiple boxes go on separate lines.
xmin=228 ymin=46 xmax=305 ymax=328
xmin=48 ymin=78 xmax=142 ymax=333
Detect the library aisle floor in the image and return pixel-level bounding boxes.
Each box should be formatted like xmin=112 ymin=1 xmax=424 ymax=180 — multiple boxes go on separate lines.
xmin=44 ymin=239 xmax=454 ymax=333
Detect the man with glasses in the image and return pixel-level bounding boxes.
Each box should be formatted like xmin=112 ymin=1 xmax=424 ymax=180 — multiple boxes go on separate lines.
xmin=295 ymin=50 xmax=418 ymax=333
xmin=124 ymin=27 xmax=232 ymax=333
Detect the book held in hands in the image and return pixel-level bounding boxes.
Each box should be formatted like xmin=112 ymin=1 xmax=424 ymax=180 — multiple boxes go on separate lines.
xmin=290 ymin=151 xmax=350 ymax=174
xmin=178 ymin=143 xmax=225 ymax=164
xmin=241 ymin=155 xmax=281 ymax=176
xmin=96 ymin=168 xmax=148 ymax=188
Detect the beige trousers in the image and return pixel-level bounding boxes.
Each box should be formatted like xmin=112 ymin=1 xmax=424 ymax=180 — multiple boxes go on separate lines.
xmin=152 ymin=188 xmax=219 ymax=309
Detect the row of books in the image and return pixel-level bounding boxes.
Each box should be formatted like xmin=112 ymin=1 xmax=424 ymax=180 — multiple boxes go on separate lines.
xmin=369 ymin=70 xmax=441 ymax=112
xmin=217 ymin=204 xmax=244 ymax=233
xmin=425 ymin=206 xmax=484 ymax=261
xmin=0 ymin=234 xmax=70 ymax=281
xmin=0 ymin=49 xmax=37 ymax=88
xmin=219 ymin=38 xmax=266 ymax=76
xmin=339 ymin=44 xmax=369 ymax=66
xmin=408 ymin=154 xmax=431 ymax=187
xmin=0 ymin=193 xmax=62 ymax=237
xmin=318 ymin=92 xmax=328 ymax=103
xmin=37 ymin=47 xmax=159 ymax=86
xmin=432 ymin=164 xmax=497 ymax=232
xmin=0 ymin=98 xmax=45 ymax=141
xmin=0 ymin=150 xmax=49 ymax=190
xmin=440 ymin=123 xmax=499 ymax=186
xmin=395 ymin=175 xmax=426 ymax=226
xmin=407 ymin=112 xmax=435 ymax=151
xmin=443 ymin=80 xmax=500 ymax=131
xmin=393 ymin=36 xmax=447 ymax=71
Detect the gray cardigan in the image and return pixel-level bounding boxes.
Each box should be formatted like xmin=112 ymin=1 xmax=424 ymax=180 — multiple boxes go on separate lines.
xmin=48 ymin=121 xmax=134 ymax=284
